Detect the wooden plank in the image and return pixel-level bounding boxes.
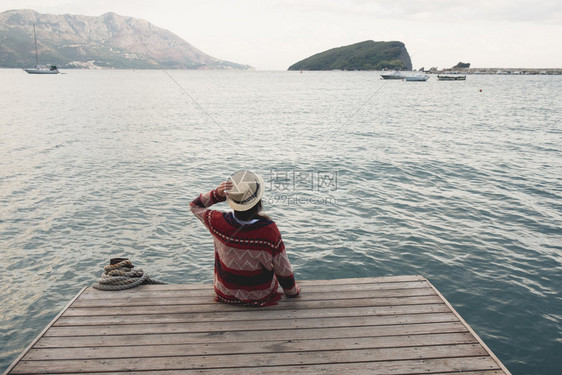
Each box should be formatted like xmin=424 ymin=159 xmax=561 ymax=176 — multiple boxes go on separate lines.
xmin=77 ymin=280 xmax=432 ymax=300
xmin=35 ymin=321 xmax=469 ymax=348
xmin=63 ymin=295 xmax=444 ymax=316
xmin=12 ymin=344 xmax=489 ymax=373
xmin=69 ymin=287 xmax=438 ymax=308
xmin=45 ymin=312 xmax=460 ymax=336
xmin=81 ymin=275 xmax=427 ymax=296
xmin=288 ymin=275 xmax=427 ymax=284
xmin=54 ymin=303 xmax=451 ymax=326
xmin=38 ymin=372 xmax=508 ymax=375
xmin=37 ymin=359 xmax=503 ymax=375
xmin=26 ymin=332 xmax=478 ymax=360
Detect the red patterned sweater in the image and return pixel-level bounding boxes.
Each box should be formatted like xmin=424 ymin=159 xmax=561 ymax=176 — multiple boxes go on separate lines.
xmin=190 ymin=189 xmax=299 ymax=305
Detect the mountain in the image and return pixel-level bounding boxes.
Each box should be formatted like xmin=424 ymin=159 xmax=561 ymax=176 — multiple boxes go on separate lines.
xmin=288 ymin=40 xmax=412 ymax=71
xmin=0 ymin=9 xmax=252 ymax=70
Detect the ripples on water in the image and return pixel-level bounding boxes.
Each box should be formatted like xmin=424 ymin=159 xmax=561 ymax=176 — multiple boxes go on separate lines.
xmin=0 ymin=70 xmax=560 ymax=374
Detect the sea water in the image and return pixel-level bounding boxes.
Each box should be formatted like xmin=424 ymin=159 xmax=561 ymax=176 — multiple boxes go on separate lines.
xmin=0 ymin=69 xmax=560 ymax=374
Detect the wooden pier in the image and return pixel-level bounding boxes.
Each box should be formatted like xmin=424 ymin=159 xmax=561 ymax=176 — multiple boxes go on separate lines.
xmin=4 ymin=275 xmax=511 ymax=374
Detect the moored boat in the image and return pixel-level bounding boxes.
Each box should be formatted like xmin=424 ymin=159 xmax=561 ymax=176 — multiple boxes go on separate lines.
xmin=23 ymin=25 xmax=60 ymax=75
xmin=24 ymin=65 xmax=60 ymax=74
xmin=380 ymin=71 xmax=406 ymax=80
xmin=437 ymin=73 xmax=466 ymax=81
xmin=405 ymin=74 xmax=429 ymax=82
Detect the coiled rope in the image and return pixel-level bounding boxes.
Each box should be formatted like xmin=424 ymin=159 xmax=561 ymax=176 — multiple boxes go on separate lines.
xmin=93 ymin=258 xmax=166 ymax=291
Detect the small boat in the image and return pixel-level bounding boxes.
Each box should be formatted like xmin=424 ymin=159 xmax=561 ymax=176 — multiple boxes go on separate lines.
xmin=24 ymin=65 xmax=60 ymax=74
xmin=380 ymin=71 xmax=406 ymax=80
xmin=23 ymin=25 xmax=60 ymax=75
xmin=405 ymin=74 xmax=429 ymax=82
xmin=437 ymin=73 xmax=466 ymax=81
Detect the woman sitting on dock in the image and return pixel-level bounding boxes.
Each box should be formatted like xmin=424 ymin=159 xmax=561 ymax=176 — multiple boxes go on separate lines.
xmin=190 ymin=170 xmax=300 ymax=306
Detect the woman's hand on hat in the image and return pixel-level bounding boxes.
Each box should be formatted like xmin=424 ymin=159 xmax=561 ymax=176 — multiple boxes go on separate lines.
xmin=217 ymin=181 xmax=233 ymax=198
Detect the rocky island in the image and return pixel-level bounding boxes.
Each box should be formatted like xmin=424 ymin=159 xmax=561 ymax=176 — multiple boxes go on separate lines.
xmin=288 ymin=40 xmax=412 ymax=71
xmin=0 ymin=9 xmax=252 ymax=70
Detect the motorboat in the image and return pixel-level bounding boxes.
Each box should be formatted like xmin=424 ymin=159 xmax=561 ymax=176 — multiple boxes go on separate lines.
xmin=437 ymin=73 xmax=466 ymax=81
xmin=380 ymin=71 xmax=407 ymax=80
xmin=404 ymin=74 xmax=429 ymax=82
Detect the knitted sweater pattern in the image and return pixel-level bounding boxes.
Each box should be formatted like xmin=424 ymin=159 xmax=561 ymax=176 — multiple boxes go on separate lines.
xmin=190 ymin=189 xmax=298 ymax=304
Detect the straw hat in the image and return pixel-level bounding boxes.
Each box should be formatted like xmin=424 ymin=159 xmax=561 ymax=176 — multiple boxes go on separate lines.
xmin=226 ymin=170 xmax=265 ymax=211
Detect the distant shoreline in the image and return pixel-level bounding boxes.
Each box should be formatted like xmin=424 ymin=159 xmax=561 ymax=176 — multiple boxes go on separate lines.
xmin=427 ymin=68 xmax=562 ymax=75
xmin=2 ymin=67 xmax=561 ymax=74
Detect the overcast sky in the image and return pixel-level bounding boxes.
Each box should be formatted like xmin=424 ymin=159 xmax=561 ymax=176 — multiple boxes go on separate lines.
xmin=1 ymin=0 xmax=561 ymax=70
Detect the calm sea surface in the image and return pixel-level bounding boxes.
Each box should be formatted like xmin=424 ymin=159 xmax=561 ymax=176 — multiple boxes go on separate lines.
xmin=0 ymin=69 xmax=560 ymax=374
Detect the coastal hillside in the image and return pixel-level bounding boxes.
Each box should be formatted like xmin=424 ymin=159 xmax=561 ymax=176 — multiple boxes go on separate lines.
xmin=0 ymin=9 xmax=252 ymax=70
xmin=288 ymin=40 xmax=412 ymax=71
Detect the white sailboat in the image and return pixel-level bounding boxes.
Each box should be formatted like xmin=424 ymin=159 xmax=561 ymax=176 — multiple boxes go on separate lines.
xmin=23 ymin=25 xmax=60 ymax=74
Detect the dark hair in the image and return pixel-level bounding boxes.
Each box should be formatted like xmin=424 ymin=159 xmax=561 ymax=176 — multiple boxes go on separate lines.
xmin=234 ymin=200 xmax=270 ymax=222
